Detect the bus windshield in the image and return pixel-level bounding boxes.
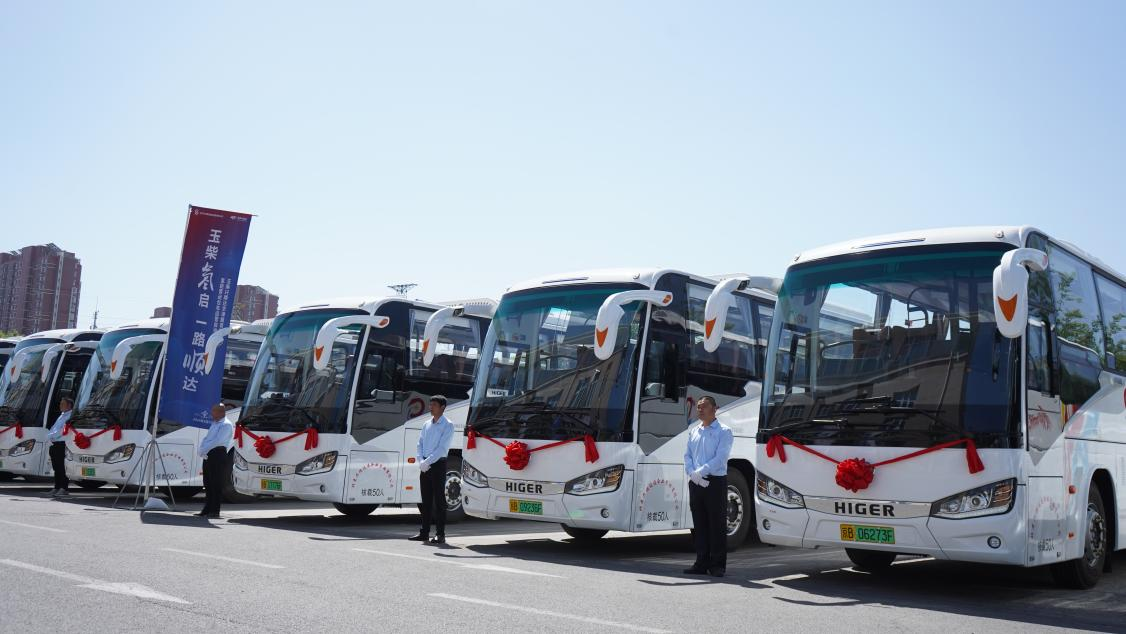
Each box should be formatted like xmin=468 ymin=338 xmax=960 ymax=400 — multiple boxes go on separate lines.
xmin=0 ymin=340 xmax=59 ymax=427
xmin=73 ymin=328 xmax=165 ymax=431
xmin=761 ymin=245 xmax=1021 ymax=448
xmin=468 ymin=284 xmax=646 ymax=442
xmin=241 ymin=309 xmax=364 ymax=434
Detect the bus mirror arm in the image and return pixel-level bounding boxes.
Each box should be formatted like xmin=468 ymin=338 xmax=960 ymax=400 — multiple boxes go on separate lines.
xmin=312 ymin=315 xmax=392 ymax=371
xmin=422 ymin=306 xmax=466 ymax=368
xmin=593 ymin=290 xmax=673 ymax=361
xmin=992 ymin=248 xmax=1047 ymax=339
xmin=109 ymin=334 xmax=167 ymax=380
xmin=203 ymin=328 xmax=231 ymax=375
xmin=704 ymin=276 xmax=781 ymax=353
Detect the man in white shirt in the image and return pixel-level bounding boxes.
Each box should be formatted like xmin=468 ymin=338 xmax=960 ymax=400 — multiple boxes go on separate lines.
xmin=197 ymin=403 xmax=234 ymax=519
xmin=683 ymin=395 xmax=734 ymax=577
xmin=409 ymin=395 xmax=454 ymax=544
xmin=46 ymin=397 xmax=73 ymax=497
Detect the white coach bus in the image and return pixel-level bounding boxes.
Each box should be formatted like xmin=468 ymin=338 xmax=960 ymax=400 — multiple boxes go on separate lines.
xmin=0 ymin=329 xmax=103 ymax=482
xmin=0 ymin=337 xmax=19 ymax=375
xmin=231 ymin=296 xmax=494 ymax=518
xmin=460 ymin=269 xmax=777 ymax=548
xmin=754 ymin=226 xmax=1126 ymax=589
xmin=65 ymin=319 xmax=267 ymax=495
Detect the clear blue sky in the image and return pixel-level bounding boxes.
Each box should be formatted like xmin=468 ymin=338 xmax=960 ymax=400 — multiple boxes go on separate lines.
xmin=3 ymin=2 xmax=1124 ymax=327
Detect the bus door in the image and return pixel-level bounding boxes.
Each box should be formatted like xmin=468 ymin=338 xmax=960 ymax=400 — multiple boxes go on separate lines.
xmin=634 ymin=273 xmax=690 ymax=532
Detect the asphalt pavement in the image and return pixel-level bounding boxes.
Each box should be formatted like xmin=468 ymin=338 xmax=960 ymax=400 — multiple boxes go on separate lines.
xmin=1 ymin=478 xmax=1124 ymax=633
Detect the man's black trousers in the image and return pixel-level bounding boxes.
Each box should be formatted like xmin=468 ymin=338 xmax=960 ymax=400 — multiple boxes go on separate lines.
xmin=689 ymin=474 xmax=727 ymax=570
xmin=50 ymin=441 xmax=68 ymax=490
xmin=201 ymin=447 xmax=226 ymax=515
xmin=419 ymin=458 xmax=448 ymax=537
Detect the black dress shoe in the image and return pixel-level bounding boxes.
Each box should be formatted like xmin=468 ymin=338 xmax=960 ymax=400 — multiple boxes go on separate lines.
xmin=195 ymin=511 xmax=208 ymax=517
xmin=708 ymin=567 xmax=726 ymax=578
xmin=430 ymin=535 xmax=445 ymax=544
xmin=683 ymin=566 xmax=709 ymax=575
xmin=407 ymin=533 xmax=429 ymax=541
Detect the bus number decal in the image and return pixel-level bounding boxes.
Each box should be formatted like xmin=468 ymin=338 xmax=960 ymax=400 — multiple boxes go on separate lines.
xmin=636 ymin=478 xmax=681 ymax=530
xmin=350 ymin=462 xmax=395 ymax=501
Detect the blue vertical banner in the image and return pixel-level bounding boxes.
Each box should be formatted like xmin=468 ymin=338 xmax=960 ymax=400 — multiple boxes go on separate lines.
xmin=158 ymin=206 xmax=253 ymax=428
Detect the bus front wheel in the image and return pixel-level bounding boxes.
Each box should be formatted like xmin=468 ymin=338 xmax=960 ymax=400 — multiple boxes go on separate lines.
xmin=0 ymin=471 xmax=16 ymax=482
xmin=1051 ymin=484 xmax=1108 ymax=589
xmin=725 ymin=469 xmax=753 ymax=550
xmin=444 ymin=455 xmax=466 ymax=523
xmin=562 ymin=525 xmax=608 ymax=542
xmin=334 ymin=503 xmax=379 ymax=518
xmin=846 ymin=548 xmax=896 ymax=571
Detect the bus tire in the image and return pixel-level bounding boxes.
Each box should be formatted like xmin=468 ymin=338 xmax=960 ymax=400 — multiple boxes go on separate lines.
xmin=562 ymin=525 xmax=608 ymax=542
xmin=725 ymin=469 xmax=753 ymax=551
xmin=76 ymin=480 xmax=106 ymax=490
xmin=846 ymin=548 xmax=896 ymax=571
xmin=333 ymin=503 xmax=379 ymax=518
xmin=222 ymin=449 xmax=256 ymax=503
xmin=1051 ymin=484 xmax=1108 ymax=589
xmin=443 ymin=455 xmax=466 ymax=523
xmin=0 ymin=471 xmax=16 ymax=481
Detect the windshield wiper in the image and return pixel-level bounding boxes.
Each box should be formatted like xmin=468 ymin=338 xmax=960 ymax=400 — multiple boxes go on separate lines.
xmin=72 ymin=404 xmax=122 ymax=426
xmin=502 ymin=402 xmax=596 ymax=433
xmin=763 ymin=418 xmax=846 ymax=435
xmin=258 ymin=402 xmax=321 ymax=428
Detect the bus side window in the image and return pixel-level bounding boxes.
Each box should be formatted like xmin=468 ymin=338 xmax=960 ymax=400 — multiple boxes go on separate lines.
xmin=1095 ymin=274 xmax=1126 ymax=371
xmin=1047 ymin=243 xmax=1104 ymax=408
xmin=357 ymin=351 xmax=399 ymax=402
xmin=754 ymin=301 xmax=774 ymax=378
xmin=1026 ymin=320 xmax=1053 ymax=394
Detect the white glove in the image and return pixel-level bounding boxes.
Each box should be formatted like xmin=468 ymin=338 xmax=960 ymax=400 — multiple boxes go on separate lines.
xmin=690 ymin=471 xmax=709 ymax=487
xmin=419 ymin=459 xmax=430 ymax=473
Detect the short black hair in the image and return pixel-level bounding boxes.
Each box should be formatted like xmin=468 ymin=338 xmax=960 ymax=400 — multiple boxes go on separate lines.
xmin=59 ymin=397 xmax=74 ymax=407
xmin=698 ymin=395 xmax=717 ymax=407
xmin=430 ymin=395 xmax=448 ymax=407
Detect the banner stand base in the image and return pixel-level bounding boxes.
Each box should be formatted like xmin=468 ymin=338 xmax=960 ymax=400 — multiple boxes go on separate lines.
xmin=142 ymin=497 xmax=170 ymax=511
xmin=112 ymin=438 xmax=178 ymax=512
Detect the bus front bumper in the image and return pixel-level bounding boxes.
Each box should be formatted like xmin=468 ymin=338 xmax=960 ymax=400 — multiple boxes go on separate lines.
xmin=756 ymin=491 xmax=1028 ymax=566
xmin=462 ymin=471 xmax=636 ymax=531
xmin=232 ymin=454 xmax=347 ymax=502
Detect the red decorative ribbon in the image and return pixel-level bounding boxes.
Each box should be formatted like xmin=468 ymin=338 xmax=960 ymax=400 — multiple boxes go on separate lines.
xmin=765 ymin=435 xmax=984 ymax=493
xmin=235 ymin=424 xmax=318 ymax=459
xmin=0 ymin=424 xmax=23 ymax=440
xmin=63 ymin=423 xmax=121 ymax=450
xmin=466 ymin=426 xmax=598 ymax=471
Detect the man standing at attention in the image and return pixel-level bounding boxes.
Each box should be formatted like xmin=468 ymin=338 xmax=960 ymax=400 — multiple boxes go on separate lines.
xmin=47 ymin=397 xmax=74 ymax=497
xmin=197 ymin=403 xmax=233 ymax=519
xmin=409 ymin=395 xmax=453 ymax=544
xmin=683 ymin=395 xmax=734 ymax=578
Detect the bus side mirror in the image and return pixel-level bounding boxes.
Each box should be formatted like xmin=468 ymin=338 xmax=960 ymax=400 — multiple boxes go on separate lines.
xmin=704 ymin=276 xmax=782 ymax=353
xmin=594 ymin=290 xmax=673 ymax=361
xmin=992 ymin=248 xmax=1047 ymax=339
xmin=110 ymin=335 xmax=167 ymax=380
xmin=203 ymin=327 xmax=231 ymax=375
xmin=313 ymin=315 xmax=391 ymax=371
xmin=39 ymin=344 xmax=67 ymax=383
xmin=422 ymin=306 xmax=468 ymax=367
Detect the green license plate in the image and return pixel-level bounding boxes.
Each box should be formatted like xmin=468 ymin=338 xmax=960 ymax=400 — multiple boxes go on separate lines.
xmin=260 ymin=479 xmax=282 ymax=491
xmin=509 ymin=499 xmax=543 ymax=515
xmin=840 ymin=523 xmax=895 ymax=544
xmin=82 ymin=467 xmax=96 ymax=477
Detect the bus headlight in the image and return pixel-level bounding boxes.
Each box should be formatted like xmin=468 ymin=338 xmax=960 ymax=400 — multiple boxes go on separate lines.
xmin=9 ymin=439 xmax=35 ymax=457
xmin=64 ymin=446 xmax=73 ymax=462
xmin=930 ymin=479 xmax=1015 ymax=519
xmin=233 ymin=451 xmax=248 ymax=471
xmin=462 ymin=461 xmax=488 ymax=488
xmin=565 ymin=465 xmax=624 ymax=495
xmin=756 ymin=473 xmax=805 ymax=509
xmin=295 ymin=451 xmax=337 ymax=476
xmin=104 ymin=444 xmax=136 ymax=464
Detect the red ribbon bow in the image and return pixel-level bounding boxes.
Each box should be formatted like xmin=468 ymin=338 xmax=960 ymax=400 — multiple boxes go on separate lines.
xmin=465 ymin=426 xmax=599 ymax=471
xmin=236 ymin=424 xmax=319 ymax=459
xmin=766 ymin=434 xmax=984 ymax=493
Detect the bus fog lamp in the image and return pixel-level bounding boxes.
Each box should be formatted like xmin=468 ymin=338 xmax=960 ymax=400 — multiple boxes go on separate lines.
xmin=763 ymin=519 xmax=771 ymax=530
xmin=987 ymin=536 xmax=1001 ymax=549
xmin=756 ymin=473 xmax=804 ymax=509
xmin=296 ymin=451 xmax=337 ymax=476
xmin=930 ymin=479 xmax=1015 ymax=519
xmin=233 ymin=451 xmax=248 ymax=471
xmin=565 ymin=465 xmax=624 ymax=495
xmin=600 ymin=508 xmax=609 ymax=518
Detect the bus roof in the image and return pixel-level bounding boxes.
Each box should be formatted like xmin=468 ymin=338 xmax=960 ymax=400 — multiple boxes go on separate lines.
xmin=277 ymin=296 xmax=497 ymax=319
xmin=24 ymin=328 xmax=104 ymax=342
xmin=504 ymin=268 xmax=778 ymax=301
xmin=103 ymin=318 xmax=171 ymax=333
xmin=791 ymin=225 xmax=1126 ymax=285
